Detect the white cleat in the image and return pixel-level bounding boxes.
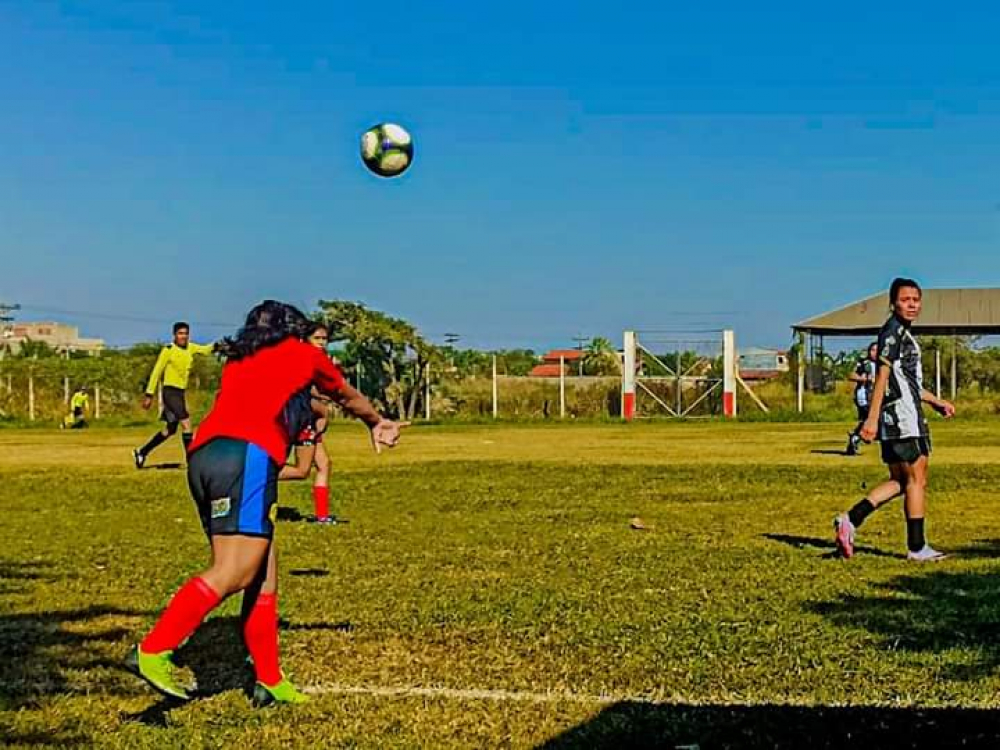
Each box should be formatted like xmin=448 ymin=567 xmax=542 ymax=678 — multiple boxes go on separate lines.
xmin=907 ymin=545 xmax=947 ymax=562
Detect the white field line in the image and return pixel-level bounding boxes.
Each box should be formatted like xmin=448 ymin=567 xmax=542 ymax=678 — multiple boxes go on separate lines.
xmin=302 ymin=683 xmax=662 ymax=706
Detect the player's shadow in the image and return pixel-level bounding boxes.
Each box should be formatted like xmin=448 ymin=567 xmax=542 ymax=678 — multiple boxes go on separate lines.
xmin=125 ymin=611 xmax=357 ymax=725
xmin=171 ymin=616 xmax=356 ymax=697
xmin=290 ymin=567 xmax=330 ymax=577
xmin=808 ymin=569 xmax=1000 ymax=680
xmin=810 ymin=448 xmax=854 ymax=457
xmin=276 ymin=506 xmax=307 ymax=522
xmin=147 ymin=462 xmax=183 ymax=471
xmin=762 ymin=533 xmax=903 ymax=560
xmin=537 ymin=701 xmax=1000 ymax=749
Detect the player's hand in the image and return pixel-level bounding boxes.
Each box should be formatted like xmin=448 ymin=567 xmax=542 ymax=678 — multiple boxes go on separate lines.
xmin=369 ymin=419 xmax=410 ymax=454
xmin=932 ymin=399 xmax=956 ymax=418
xmin=860 ymin=419 xmax=878 ymax=443
xmin=141 ymin=395 xmax=153 ymax=410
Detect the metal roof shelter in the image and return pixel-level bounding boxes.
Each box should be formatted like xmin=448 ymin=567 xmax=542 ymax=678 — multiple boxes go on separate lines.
xmin=793 ymin=288 xmax=1000 ymax=337
xmin=790 ymin=288 xmax=1000 ymax=411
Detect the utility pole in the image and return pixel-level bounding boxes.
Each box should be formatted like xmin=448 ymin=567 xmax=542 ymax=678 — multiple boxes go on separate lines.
xmin=572 ymin=335 xmax=588 ymax=376
xmin=443 ymin=332 xmax=460 ymax=371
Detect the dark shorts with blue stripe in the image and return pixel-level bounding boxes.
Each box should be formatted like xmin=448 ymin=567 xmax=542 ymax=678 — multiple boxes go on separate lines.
xmin=187 ymin=438 xmax=279 ymax=539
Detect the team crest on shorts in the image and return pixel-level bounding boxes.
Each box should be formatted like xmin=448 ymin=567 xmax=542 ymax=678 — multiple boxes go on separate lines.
xmin=211 ymin=497 xmax=231 ymax=518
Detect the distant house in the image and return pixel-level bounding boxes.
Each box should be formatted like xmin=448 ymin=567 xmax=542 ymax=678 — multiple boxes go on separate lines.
xmin=529 ymin=349 xmax=584 ymax=378
xmin=738 ymin=347 xmax=789 ymax=382
xmin=3 ymin=321 xmax=105 ymax=354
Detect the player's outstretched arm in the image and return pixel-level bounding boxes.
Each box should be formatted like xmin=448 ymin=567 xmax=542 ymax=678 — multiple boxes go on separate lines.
xmin=327 ymin=383 xmax=409 ymax=453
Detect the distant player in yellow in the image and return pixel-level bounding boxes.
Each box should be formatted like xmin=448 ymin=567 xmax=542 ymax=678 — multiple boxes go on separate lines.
xmin=63 ymin=387 xmax=90 ymax=429
xmin=133 ymin=322 xmax=214 ymax=468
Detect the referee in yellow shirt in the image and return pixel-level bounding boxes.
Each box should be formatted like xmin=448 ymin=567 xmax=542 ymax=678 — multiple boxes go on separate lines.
xmin=133 ymin=322 xmax=215 ymax=468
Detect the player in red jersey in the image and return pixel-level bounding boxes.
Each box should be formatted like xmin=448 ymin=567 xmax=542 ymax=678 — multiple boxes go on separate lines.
xmin=126 ymin=300 xmax=407 ymax=706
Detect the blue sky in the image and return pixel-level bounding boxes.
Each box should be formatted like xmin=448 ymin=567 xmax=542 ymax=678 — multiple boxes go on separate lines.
xmin=2 ymin=1 xmax=998 ymax=351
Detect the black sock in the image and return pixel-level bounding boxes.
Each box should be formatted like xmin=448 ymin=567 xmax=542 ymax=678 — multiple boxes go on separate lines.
xmin=140 ymin=430 xmax=169 ymax=457
xmin=182 ymin=432 xmax=193 ymax=453
xmin=848 ymin=498 xmax=876 ymax=528
xmin=906 ymin=518 xmax=926 ymax=552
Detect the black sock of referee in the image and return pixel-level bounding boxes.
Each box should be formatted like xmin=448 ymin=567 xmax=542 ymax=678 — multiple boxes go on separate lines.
xmin=139 ymin=430 xmax=169 ymax=457
xmin=847 ymin=498 xmax=876 ymax=528
xmin=906 ymin=518 xmax=926 ymax=552
xmin=182 ymin=432 xmax=193 ymax=454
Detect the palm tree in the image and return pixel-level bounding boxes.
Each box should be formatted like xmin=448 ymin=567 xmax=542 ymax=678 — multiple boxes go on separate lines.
xmin=582 ymin=337 xmax=620 ymax=376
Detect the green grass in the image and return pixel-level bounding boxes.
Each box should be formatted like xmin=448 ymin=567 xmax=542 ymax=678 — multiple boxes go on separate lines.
xmin=3 ymin=421 xmax=1000 ymax=748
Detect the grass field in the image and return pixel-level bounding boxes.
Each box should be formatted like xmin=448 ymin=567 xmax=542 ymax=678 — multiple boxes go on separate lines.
xmin=3 ymin=420 xmax=1000 ymax=748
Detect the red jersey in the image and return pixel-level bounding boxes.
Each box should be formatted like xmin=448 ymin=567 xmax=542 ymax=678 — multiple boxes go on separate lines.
xmin=190 ymin=337 xmax=345 ymax=464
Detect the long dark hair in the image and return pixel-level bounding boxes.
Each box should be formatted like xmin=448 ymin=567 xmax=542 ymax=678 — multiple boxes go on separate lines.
xmin=216 ymin=300 xmax=310 ymax=361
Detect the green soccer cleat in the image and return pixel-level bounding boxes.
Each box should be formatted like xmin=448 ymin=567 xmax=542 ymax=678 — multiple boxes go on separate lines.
xmin=125 ymin=644 xmax=192 ymax=701
xmin=252 ymin=677 xmax=310 ymax=707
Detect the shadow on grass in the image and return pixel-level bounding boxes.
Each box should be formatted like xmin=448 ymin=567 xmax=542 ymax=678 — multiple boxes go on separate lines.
xmin=809 ymin=569 xmax=1000 ymax=680
xmin=538 ymin=701 xmax=1000 ymax=749
xmin=0 ymin=728 xmax=88 ymax=747
xmin=0 ymin=557 xmax=152 ymax=710
xmin=0 ymin=560 xmax=148 ymax=711
xmin=175 ymin=616 xmax=355 ymax=696
xmin=289 ymin=568 xmax=329 ymax=577
xmin=0 ymin=605 xmax=145 ymax=706
xmin=147 ymin=462 xmax=183 ymax=471
xmin=0 ymin=560 xmax=58 ymax=594
xmin=125 ymin=614 xmax=355 ymax=726
xmin=810 ymin=448 xmax=855 ymax=457
xmin=948 ymin=538 xmax=1000 ymax=560
xmin=276 ymin=506 xmax=307 ymax=522
xmin=763 ymin=533 xmax=903 ymax=560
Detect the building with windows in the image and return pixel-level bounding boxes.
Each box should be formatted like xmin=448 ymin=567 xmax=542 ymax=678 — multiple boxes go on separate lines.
xmin=2 ymin=321 xmax=105 ymax=354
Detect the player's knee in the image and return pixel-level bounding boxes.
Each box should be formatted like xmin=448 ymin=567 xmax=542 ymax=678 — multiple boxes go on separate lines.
xmin=210 ymin=567 xmax=259 ymax=595
xmin=164 ymin=421 xmax=179 ymax=436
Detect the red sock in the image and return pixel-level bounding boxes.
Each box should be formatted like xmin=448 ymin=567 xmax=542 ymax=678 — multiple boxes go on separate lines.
xmin=313 ymin=485 xmax=330 ymax=519
xmin=244 ymin=592 xmax=282 ymax=686
xmin=141 ymin=577 xmax=222 ymax=654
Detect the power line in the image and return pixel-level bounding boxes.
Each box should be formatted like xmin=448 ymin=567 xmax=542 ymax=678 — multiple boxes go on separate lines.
xmin=16 ymin=303 xmax=237 ymax=329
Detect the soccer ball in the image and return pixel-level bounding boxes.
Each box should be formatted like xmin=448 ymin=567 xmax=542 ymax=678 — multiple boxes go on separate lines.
xmin=360 ymin=123 xmax=414 ymax=178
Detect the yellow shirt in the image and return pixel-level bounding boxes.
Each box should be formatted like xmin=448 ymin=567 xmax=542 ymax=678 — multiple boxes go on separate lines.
xmin=145 ymin=342 xmax=214 ymax=394
xmin=70 ymin=391 xmax=89 ymax=410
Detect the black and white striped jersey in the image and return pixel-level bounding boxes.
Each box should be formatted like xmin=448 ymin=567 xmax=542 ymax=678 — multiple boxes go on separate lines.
xmin=876 ymin=315 xmax=929 ymax=440
xmin=853 ymin=357 xmax=877 ymax=407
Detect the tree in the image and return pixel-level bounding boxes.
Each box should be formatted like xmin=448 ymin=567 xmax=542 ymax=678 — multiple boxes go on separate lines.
xmin=317 ymin=300 xmax=442 ymax=420
xmin=582 ymin=337 xmax=620 ymax=376
xmin=14 ymin=338 xmax=57 ymax=359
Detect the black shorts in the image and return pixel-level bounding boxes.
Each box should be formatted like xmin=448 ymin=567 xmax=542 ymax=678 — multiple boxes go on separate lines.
xmin=881 ymin=436 xmax=932 ymax=466
xmin=187 ymin=438 xmax=279 ymax=539
xmin=283 ymin=389 xmax=328 ymax=446
xmin=72 ymin=406 xmax=84 ymax=418
xmin=161 ymin=386 xmax=189 ymax=424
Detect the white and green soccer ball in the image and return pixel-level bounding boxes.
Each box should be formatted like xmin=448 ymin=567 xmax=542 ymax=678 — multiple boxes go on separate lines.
xmin=360 ymin=122 xmax=414 ymax=178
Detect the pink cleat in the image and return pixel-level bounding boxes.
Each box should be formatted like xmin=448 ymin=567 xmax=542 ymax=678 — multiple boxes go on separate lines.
xmin=834 ymin=513 xmax=855 ymax=559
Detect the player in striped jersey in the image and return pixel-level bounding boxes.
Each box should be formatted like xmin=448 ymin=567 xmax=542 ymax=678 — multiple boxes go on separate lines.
xmin=834 ymin=278 xmax=955 ymax=561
